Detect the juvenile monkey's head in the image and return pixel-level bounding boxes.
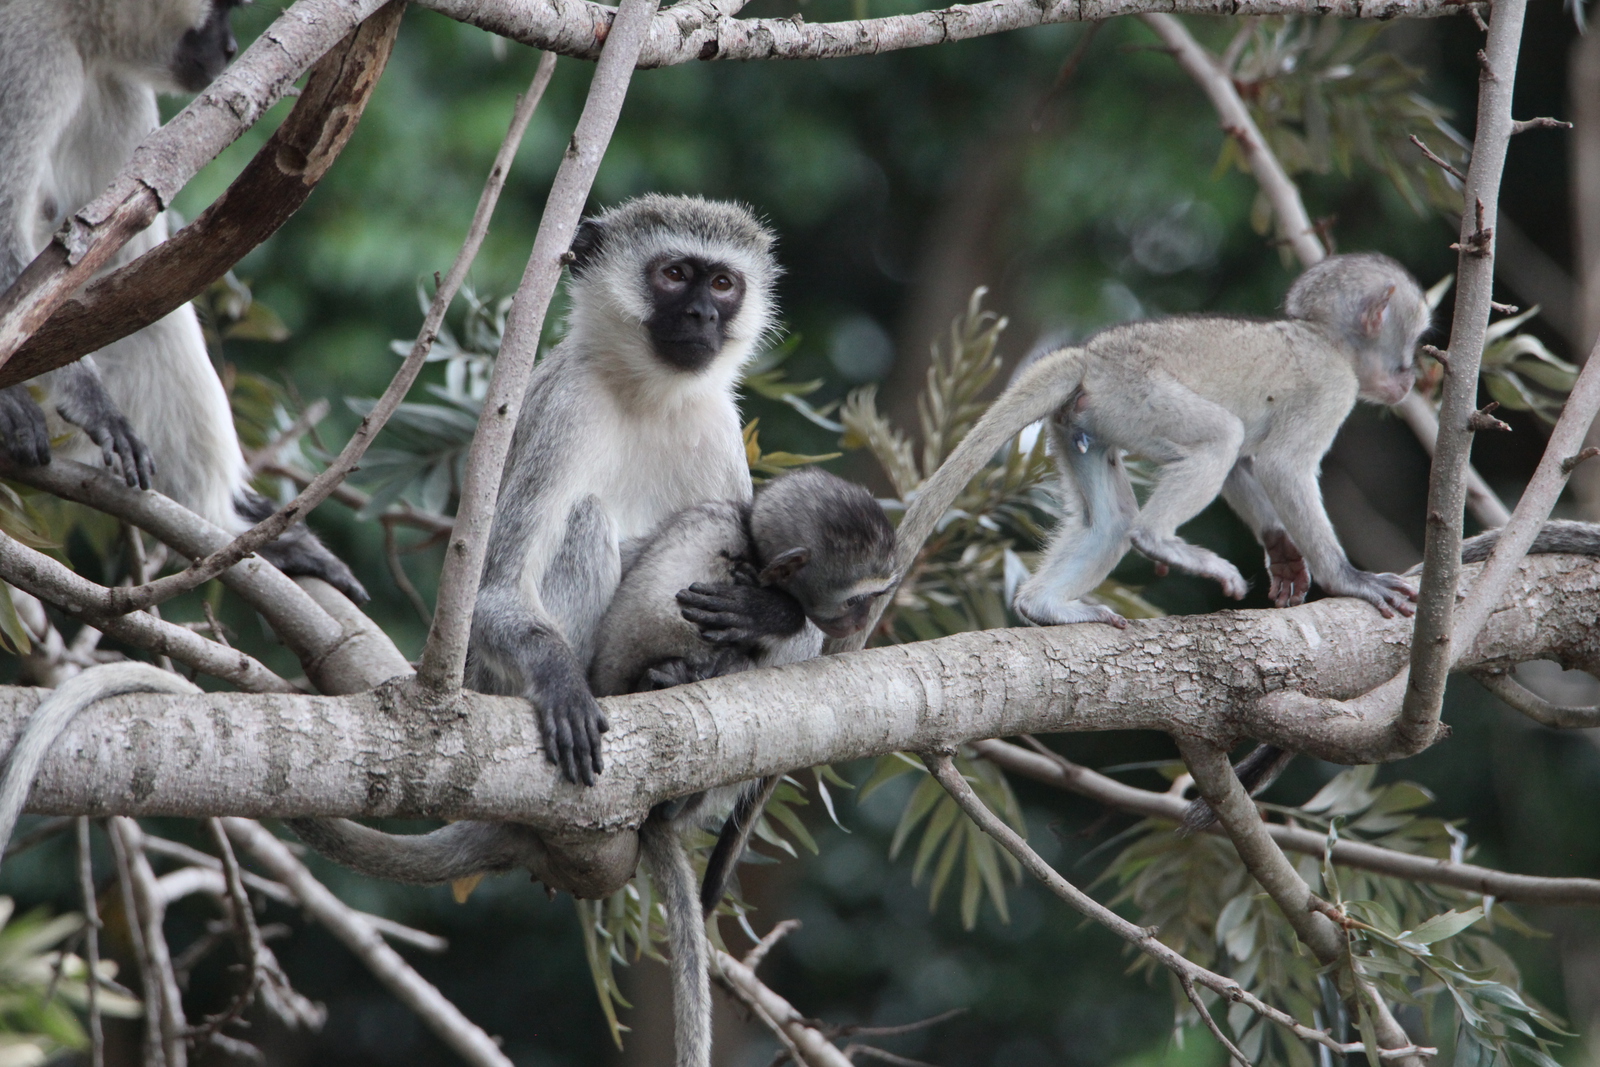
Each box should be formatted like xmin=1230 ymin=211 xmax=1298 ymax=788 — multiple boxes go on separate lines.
xmin=749 ymin=469 xmax=896 ymax=639
xmin=87 ymin=1 xmax=242 ymax=93
xmin=565 ymin=195 xmax=780 ymax=383
xmin=1285 ymin=253 xmax=1429 ymax=406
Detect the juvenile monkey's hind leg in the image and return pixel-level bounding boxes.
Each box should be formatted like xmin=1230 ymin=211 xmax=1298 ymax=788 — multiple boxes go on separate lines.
xmin=1123 ymin=393 xmax=1247 ymax=599
xmin=1013 ymin=428 xmax=1136 ymax=628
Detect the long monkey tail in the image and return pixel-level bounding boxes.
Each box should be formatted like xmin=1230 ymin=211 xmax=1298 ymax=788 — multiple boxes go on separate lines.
xmin=838 ymin=346 xmax=1090 ymax=653
xmin=641 ymin=812 xmax=712 ymax=1067
xmin=0 ymin=663 xmax=201 ymax=863
xmin=700 ymin=774 xmax=781 ymax=916
xmin=285 ymin=818 xmax=546 ymax=886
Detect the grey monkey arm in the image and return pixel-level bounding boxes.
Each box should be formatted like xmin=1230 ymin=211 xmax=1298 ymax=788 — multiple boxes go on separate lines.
xmin=469 ymin=588 xmax=610 ymax=786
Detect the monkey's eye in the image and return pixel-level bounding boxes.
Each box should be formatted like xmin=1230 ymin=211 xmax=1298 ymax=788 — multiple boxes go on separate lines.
xmin=661 ymin=263 xmax=688 ymax=283
xmin=710 ymin=273 xmax=735 ymax=293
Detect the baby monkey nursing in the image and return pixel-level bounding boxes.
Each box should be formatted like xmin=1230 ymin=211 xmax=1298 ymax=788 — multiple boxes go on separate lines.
xmin=903 ymin=253 xmax=1430 ymax=626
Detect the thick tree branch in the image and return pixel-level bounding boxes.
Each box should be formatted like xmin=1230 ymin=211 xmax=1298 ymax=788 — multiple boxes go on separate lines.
xmin=1 ymin=554 xmax=1593 ymax=833
xmin=419 ymin=0 xmax=1471 ymax=68
xmin=0 ymin=4 xmax=406 ymax=389
xmin=418 ymin=0 xmax=660 ymax=691
xmin=970 ymin=738 xmax=1600 ymax=905
xmin=0 ymin=0 xmax=392 ymax=371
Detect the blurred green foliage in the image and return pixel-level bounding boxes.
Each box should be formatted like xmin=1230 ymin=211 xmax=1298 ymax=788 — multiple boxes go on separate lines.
xmin=0 ymin=1 xmax=1590 ymax=1065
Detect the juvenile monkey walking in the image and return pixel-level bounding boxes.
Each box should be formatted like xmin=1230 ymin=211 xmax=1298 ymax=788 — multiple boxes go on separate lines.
xmin=898 ymin=253 xmax=1431 ymax=628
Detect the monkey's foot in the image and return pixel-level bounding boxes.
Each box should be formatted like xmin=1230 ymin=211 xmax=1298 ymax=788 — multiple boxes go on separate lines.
xmin=1262 ymin=528 xmax=1311 ymax=607
xmin=1130 ymin=531 xmax=1247 ymax=599
xmin=1013 ymin=595 xmax=1128 ymax=629
xmin=0 ymin=386 xmax=51 ymax=468
xmin=1323 ymin=567 xmax=1418 ymax=619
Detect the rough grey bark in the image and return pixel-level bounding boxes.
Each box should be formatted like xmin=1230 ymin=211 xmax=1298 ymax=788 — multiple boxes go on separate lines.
xmin=3 ymin=553 xmax=1593 ymax=836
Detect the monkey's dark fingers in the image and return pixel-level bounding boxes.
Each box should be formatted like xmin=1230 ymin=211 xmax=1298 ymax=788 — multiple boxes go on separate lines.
xmin=0 ymin=389 xmax=52 ymax=468
xmin=677 ymin=586 xmax=742 ymax=612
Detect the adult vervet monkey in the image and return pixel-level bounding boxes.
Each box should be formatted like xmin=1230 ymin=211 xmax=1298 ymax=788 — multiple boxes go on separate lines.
xmin=0 ymin=0 xmax=366 ymax=600
xmin=465 ymin=194 xmax=780 ymax=784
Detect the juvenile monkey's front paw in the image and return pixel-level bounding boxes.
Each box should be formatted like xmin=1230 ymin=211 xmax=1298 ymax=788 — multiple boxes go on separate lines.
xmin=1130 ymin=531 xmax=1248 ymax=600
xmin=1324 ymin=567 xmax=1417 ymax=618
xmin=1013 ymin=593 xmax=1127 ymax=629
xmin=1262 ymin=529 xmax=1311 ymax=607
xmin=534 ymin=689 xmax=610 ymax=786
xmin=677 ymin=582 xmax=805 ymax=646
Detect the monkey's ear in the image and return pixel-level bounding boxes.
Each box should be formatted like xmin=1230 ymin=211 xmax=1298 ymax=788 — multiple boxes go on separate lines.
xmin=1360 ymin=285 xmax=1397 ymax=337
xmin=568 ymin=220 xmax=605 ymax=277
xmin=759 ymin=547 xmax=811 ymax=585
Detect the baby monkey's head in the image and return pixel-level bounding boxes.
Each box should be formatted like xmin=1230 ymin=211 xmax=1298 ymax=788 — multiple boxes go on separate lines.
xmin=749 ymin=468 xmax=896 ymax=639
xmin=1285 ymin=252 xmax=1430 ymax=406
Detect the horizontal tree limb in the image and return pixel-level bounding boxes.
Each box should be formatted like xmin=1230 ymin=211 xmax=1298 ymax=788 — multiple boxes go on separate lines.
xmin=2 ymin=554 xmax=1592 ymax=834
xmin=418 ymin=0 xmax=1472 ymax=67
xmin=970 ymin=739 xmax=1600 ymax=906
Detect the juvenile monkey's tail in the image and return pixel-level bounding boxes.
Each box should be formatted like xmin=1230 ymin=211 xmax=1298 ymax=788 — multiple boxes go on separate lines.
xmin=641 ymin=812 xmax=712 ymax=1067
xmin=840 ymin=346 xmax=1089 ymax=652
xmin=0 ymin=663 xmax=200 ymax=863
xmin=285 ymin=818 xmax=545 ymax=886
xmin=700 ymin=774 xmax=781 ymax=916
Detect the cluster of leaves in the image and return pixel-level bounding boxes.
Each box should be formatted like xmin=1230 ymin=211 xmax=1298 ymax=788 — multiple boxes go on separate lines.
xmin=1220 ymin=18 xmax=1470 ymax=232
xmin=1100 ymin=764 xmax=1566 ymax=1065
xmin=860 ymin=752 xmax=1026 ymax=930
xmin=1413 ymin=276 xmax=1580 ymax=426
xmin=0 ymin=897 xmax=140 ymax=1064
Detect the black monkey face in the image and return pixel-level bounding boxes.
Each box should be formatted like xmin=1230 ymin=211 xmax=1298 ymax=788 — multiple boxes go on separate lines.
xmin=170 ymin=0 xmax=241 ymax=93
xmin=643 ymin=255 xmax=746 ymax=372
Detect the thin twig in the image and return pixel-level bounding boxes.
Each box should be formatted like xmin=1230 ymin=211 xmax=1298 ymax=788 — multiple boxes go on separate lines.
xmin=262 ymin=462 xmax=453 ymax=535
xmin=418 ymin=0 xmax=661 ymax=691
xmin=1181 ymin=973 xmax=1251 ymax=1067
xmin=107 ymin=818 xmax=170 ymax=1067
xmin=113 ymin=818 xmax=188 ymax=1067
xmin=97 ymin=51 xmax=558 ymax=616
xmin=975 ymin=738 xmax=1600 ymax=905
xmin=76 ymin=818 xmax=104 ymax=1067
xmin=383 ymin=519 xmax=434 ymax=624
xmin=140 ymin=835 xmax=447 ymax=952
xmin=184 ymin=819 xmax=265 ymax=1042
xmin=124 ymin=526 xmax=174 ymax=674
xmin=714 ymin=947 xmax=853 ymax=1067
xmin=743 ymin=918 xmax=801 ymax=971
xmin=222 ymin=818 xmax=510 ymax=1067
xmin=1409 ymin=133 xmax=1466 ymax=181
xmin=921 ymin=754 xmax=1431 ymax=1063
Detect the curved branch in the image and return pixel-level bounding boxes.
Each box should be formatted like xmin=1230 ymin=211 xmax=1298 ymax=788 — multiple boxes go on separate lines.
xmin=0 ymin=532 xmax=296 ymax=692
xmin=419 ymin=0 xmax=1471 ymax=68
xmin=0 ymin=0 xmax=392 ymax=371
xmin=1471 ymin=670 xmax=1600 ymax=729
xmin=924 ymin=754 xmax=1430 ymax=1063
xmin=0 ymin=4 xmax=406 ymax=389
xmin=970 ymin=738 xmax=1600 ymax=905
xmin=94 ymin=49 xmax=558 ymax=616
